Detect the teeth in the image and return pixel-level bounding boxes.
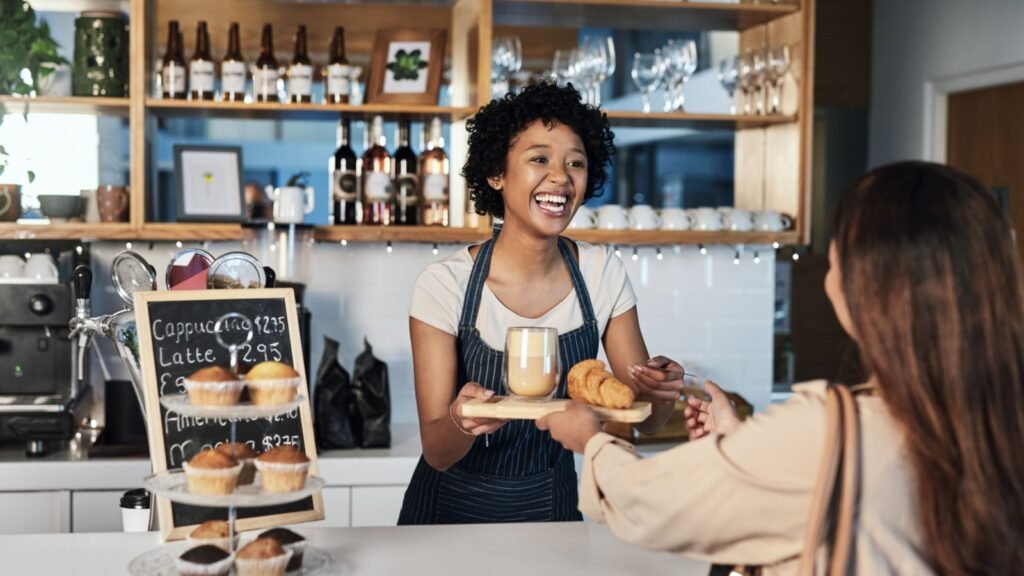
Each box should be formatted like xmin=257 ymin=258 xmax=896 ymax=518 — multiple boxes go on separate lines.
xmin=536 ymin=194 xmax=567 ymax=205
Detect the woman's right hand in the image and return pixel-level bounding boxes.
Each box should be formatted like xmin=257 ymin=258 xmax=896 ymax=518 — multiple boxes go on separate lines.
xmin=684 ymin=381 xmax=742 ymax=440
xmin=451 ymin=382 xmax=508 ymax=436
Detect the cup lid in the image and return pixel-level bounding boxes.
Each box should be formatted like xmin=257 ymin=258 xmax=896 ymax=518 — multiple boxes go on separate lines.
xmin=120 ymin=488 xmax=150 ymax=509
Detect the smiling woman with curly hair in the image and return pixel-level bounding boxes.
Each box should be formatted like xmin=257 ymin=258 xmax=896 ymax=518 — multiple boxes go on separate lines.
xmin=398 ymin=82 xmax=689 ymax=525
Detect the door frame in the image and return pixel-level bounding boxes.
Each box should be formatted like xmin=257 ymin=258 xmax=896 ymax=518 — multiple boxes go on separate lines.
xmin=924 ymin=62 xmax=1024 ymax=162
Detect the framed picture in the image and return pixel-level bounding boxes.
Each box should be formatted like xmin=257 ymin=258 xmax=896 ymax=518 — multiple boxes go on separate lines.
xmin=367 ymin=28 xmax=446 ymax=105
xmin=173 ymin=145 xmax=245 ymax=222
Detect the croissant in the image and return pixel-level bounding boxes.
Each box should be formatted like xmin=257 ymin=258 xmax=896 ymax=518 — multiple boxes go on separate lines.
xmin=567 ymin=359 xmax=636 ymax=409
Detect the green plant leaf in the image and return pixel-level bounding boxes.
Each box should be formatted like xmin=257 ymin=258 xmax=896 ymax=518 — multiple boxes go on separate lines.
xmin=27 ymin=170 xmax=34 ymax=183
xmin=0 ymin=165 xmax=5 ymax=178
xmin=0 ymin=145 xmax=7 ymax=156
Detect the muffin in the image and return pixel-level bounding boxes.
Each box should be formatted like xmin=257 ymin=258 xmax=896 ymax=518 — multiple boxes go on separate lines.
xmin=244 ymin=361 xmax=300 ymax=406
xmin=183 ymin=449 xmax=242 ymax=495
xmin=255 ymin=446 xmax=310 ymax=493
xmin=184 ymin=366 xmax=244 ymax=406
xmin=215 ymin=442 xmax=258 ymax=485
xmin=234 ymin=537 xmax=293 ymax=576
xmin=176 ymin=544 xmax=233 ymax=576
xmin=258 ymin=528 xmax=306 ymax=572
xmin=186 ymin=520 xmax=238 ymax=552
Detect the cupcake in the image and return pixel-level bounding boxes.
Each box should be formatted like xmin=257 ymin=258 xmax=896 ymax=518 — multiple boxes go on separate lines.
xmin=244 ymin=361 xmax=300 ymax=406
xmin=258 ymin=528 xmax=306 ymax=572
xmin=255 ymin=446 xmax=310 ymax=493
xmin=186 ymin=520 xmax=238 ymax=552
xmin=176 ymin=544 xmax=233 ymax=576
xmin=234 ymin=538 xmax=293 ymax=576
xmin=183 ymin=449 xmax=242 ymax=495
xmin=215 ymin=442 xmax=258 ymax=485
xmin=184 ymin=366 xmax=244 ymax=406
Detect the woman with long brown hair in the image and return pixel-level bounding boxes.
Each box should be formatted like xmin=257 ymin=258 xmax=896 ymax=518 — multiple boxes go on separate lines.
xmin=539 ymin=161 xmax=1024 ymax=574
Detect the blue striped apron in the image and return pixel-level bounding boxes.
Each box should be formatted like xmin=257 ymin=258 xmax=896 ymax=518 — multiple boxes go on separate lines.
xmin=398 ymin=236 xmax=599 ymax=524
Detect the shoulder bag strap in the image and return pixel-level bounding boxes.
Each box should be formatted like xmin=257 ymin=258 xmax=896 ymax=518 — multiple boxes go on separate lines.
xmin=797 ymin=384 xmax=861 ymax=576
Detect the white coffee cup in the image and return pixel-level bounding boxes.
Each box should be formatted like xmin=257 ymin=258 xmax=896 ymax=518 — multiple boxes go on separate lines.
xmin=687 ymin=207 xmax=723 ymax=231
xmin=0 ymin=255 xmax=24 ymax=278
xmin=718 ymin=208 xmax=754 ymax=232
xmin=272 ymin=186 xmax=316 ymax=224
xmin=628 ymin=205 xmax=662 ymax=230
xmin=568 ymin=206 xmax=598 ymax=230
xmin=659 ymin=207 xmax=691 ymax=231
xmin=120 ymin=489 xmax=151 ymax=533
xmin=753 ymin=210 xmax=793 ymax=231
xmin=23 ymin=253 xmax=58 ymax=281
xmin=597 ymin=204 xmax=628 ymax=230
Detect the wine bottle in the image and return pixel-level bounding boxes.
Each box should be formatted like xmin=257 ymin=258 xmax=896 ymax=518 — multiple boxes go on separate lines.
xmin=189 ymin=21 xmax=214 ymax=101
xmin=161 ymin=21 xmax=186 ymax=99
xmin=393 ymin=120 xmax=419 ymax=225
xmin=330 ymin=117 xmax=359 ymax=225
xmin=287 ymin=25 xmax=313 ymax=103
xmin=253 ymin=23 xmax=279 ymax=103
xmin=361 ymin=116 xmax=393 ymax=225
xmin=419 ymin=117 xmax=450 ymax=226
xmin=221 ymin=23 xmax=246 ymax=102
xmin=324 ymin=27 xmax=351 ymax=104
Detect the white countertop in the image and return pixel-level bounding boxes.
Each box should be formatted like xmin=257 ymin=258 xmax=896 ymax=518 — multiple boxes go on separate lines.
xmin=0 ymin=423 xmax=423 ymax=491
xmin=0 ymin=523 xmax=709 ymax=576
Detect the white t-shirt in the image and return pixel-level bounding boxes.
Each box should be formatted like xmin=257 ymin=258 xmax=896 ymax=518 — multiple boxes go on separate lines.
xmin=409 ymin=241 xmax=637 ymax=350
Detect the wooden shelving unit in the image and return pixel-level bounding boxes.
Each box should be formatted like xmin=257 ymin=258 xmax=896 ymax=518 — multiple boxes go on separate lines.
xmin=604 ymin=110 xmax=795 ymax=129
xmin=0 ymin=223 xmax=135 ymax=240
xmin=0 ymin=95 xmax=130 ymax=116
xmin=145 ymin=99 xmax=476 ymax=121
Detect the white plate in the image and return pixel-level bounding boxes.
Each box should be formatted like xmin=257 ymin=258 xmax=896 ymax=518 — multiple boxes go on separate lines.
xmin=160 ymin=394 xmax=305 ymax=419
xmin=128 ymin=541 xmax=334 ymax=576
xmin=144 ymin=470 xmax=324 ymax=508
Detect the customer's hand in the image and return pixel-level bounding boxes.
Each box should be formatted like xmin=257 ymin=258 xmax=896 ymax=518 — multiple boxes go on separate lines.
xmin=684 ymin=381 xmax=741 ymax=440
xmin=631 ymin=356 xmax=688 ymax=403
xmin=452 ymin=382 xmax=508 ymax=436
xmin=536 ymin=401 xmax=602 ymax=454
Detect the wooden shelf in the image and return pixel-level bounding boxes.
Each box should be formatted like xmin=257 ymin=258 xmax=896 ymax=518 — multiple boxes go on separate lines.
xmin=315 ymin=225 xmax=489 ymax=244
xmin=494 ymin=0 xmax=798 ymax=31
xmin=144 ymin=99 xmax=475 ymax=121
xmin=605 ymin=110 xmax=796 ymax=129
xmin=0 ymin=95 xmax=130 ymax=116
xmin=0 ymin=222 xmax=135 ymax=240
xmin=136 ymin=223 xmax=244 ymax=241
xmin=564 ymin=229 xmax=799 ymax=245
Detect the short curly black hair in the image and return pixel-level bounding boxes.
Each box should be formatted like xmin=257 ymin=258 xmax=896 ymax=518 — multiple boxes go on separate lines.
xmin=461 ymin=82 xmax=615 ymax=218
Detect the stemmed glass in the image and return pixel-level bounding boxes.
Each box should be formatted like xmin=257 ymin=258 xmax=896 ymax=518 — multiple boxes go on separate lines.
xmin=718 ymin=56 xmax=739 ymax=114
xmin=767 ymin=44 xmax=791 ymax=114
xmin=752 ymin=47 xmax=768 ymax=115
xmin=574 ymin=37 xmax=604 ymax=106
xmin=631 ymin=50 xmax=664 ymax=114
xmin=737 ymin=52 xmax=755 ymax=115
xmin=491 ymin=36 xmax=522 ymax=99
xmin=662 ymin=40 xmax=684 ymax=112
xmin=597 ymin=36 xmax=616 ymax=105
xmin=552 ymin=48 xmax=577 ymax=88
xmin=671 ymin=39 xmax=697 ymax=111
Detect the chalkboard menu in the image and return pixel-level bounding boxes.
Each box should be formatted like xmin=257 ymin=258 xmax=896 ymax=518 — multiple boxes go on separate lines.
xmin=135 ymin=289 xmax=323 ymax=540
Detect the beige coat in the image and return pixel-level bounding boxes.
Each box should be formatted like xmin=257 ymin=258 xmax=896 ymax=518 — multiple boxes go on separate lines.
xmin=579 ymin=381 xmax=935 ymax=575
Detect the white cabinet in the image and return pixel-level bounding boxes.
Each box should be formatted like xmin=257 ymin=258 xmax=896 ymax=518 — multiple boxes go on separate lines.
xmin=0 ymin=491 xmax=71 ymax=534
xmin=351 ymin=486 xmax=406 ymax=527
xmin=72 ymin=490 xmax=128 ymax=533
xmin=294 ymin=487 xmax=351 ymax=529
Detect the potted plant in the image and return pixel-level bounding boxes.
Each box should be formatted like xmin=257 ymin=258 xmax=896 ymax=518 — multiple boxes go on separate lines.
xmin=0 ymin=1 xmax=69 ymax=96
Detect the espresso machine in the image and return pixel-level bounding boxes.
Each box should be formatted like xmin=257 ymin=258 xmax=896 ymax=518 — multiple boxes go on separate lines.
xmin=0 ymin=243 xmax=92 ymax=456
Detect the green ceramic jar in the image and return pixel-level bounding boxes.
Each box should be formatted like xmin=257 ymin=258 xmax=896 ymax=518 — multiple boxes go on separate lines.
xmin=72 ymin=11 xmax=129 ymax=97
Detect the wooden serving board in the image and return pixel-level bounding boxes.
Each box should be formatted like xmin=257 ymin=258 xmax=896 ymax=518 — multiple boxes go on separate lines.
xmin=461 ymin=397 xmax=652 ymax=423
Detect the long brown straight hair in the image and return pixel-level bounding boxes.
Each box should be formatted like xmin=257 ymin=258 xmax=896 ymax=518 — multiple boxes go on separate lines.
xmin=833 ymin=162 xmax=1024 ymax=574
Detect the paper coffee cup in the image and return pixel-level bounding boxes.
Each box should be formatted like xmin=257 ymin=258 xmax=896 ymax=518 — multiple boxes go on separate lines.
xmin=120 ymin=489 xmax=151 ymax=532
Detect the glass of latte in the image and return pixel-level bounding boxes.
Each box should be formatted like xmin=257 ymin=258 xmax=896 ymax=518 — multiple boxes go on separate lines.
xmin=503 ymin=327 xmax=560 ymax=401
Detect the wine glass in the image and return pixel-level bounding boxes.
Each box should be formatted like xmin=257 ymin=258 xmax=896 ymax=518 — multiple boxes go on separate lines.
xmin=661 ymin=40 xmax=685 ymax=112
xmin=737 ymin=52 xmax=755 ymax=115
xmin=503 ymin=327 xmax=560 ymax=402
xmin=752 ymin=47 xmax=768 ymax=115
xmin=552 ymin=49 xmax=577 ymax=87
xmin=631 ymin=50 xmax=664 ymax=114
xmin=677 ymin=39 xmax=697 ymax=111
xmin=768 ymin=44 xmax=791 ymax=114
xmin=718 ymin=56 xmax=739 ymax=114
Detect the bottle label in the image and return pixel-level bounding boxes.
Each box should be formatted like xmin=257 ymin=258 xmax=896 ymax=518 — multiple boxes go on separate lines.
xmin=221 ymin=61 xmax=246 ymax=94
xmin=162 ymin=64 xmax=185 ymax=95
xmin=333 ymin=169 xmax=358 ymax=201
xmin=396 ymin=174 xmax=419 ymax=205
xmin=423 ymin=174 xmax=449 ymax=201
xmin=189 ymin=60 xmax=215 ymax=93
xmin=326 ymin=64 xmax=351 ymax=96
xmin=253 ymin=67 xmax=279 ymax=99
xmin=364 ymin=172 xmax=392 ymax=201
xmin=288 ymin=64 xmax=313 ymax=98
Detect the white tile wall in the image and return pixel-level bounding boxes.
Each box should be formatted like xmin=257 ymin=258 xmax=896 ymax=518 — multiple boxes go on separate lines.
xmin=88 ymin=241 xmax=776 ymax=426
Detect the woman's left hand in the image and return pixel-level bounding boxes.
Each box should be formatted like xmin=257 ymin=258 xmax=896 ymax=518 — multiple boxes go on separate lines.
xmin=536 ymin=402 xmax=602 ymax=454
xmin=630 ymin=355 xmax=687 ymax=403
